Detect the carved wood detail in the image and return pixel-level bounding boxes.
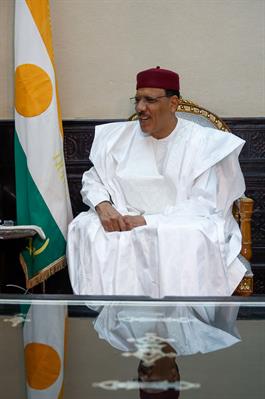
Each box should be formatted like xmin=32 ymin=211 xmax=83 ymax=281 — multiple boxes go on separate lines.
xmin=239 ymin=198 xmax=254 ymax=261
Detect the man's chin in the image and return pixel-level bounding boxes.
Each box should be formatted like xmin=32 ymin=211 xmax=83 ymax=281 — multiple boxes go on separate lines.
xmin=139 ymin=120 xmax=152 ymax=134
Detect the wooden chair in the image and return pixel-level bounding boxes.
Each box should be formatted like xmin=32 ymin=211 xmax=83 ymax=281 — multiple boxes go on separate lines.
xmin=129 ymin=98 xmax=254 ymax=296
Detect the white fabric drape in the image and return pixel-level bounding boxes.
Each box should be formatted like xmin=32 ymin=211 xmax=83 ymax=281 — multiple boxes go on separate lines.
xmin=93 ymin=305 xmax=241 ymax=356
xmin=67 ymin=118 xmax=246 ymax=297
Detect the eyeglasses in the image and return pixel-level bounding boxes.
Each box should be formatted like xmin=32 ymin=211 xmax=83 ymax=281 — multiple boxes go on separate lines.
xmin=130 ymin=95 xmax=169 ymax=105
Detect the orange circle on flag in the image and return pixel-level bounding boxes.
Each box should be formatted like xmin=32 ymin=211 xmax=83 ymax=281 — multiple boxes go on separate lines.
xmin=15 ymin=63 xmax=53 ymax=117
xmin=24 ymin=342 xmax=61 ymax=390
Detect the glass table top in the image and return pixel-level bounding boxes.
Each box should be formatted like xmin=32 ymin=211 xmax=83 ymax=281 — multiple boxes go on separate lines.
xmin=0 ymin=295 xmax=265 ymax=399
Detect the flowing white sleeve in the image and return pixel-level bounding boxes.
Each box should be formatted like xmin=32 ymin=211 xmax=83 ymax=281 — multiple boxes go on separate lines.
xmin=81 ymin=167 xmax=112 ymax=210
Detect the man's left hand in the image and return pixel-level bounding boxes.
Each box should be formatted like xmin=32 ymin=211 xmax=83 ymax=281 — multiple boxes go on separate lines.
xmin=122 ymin=215 xmax=146 ymax=230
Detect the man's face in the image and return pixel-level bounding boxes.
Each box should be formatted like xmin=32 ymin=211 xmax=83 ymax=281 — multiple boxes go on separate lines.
xmin=135 ymin=87 xmax=178 ymax=139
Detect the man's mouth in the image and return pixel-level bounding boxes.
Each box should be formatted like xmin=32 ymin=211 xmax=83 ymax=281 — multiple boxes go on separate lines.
xmin=138 ymin=114 xmax=150 ymax=121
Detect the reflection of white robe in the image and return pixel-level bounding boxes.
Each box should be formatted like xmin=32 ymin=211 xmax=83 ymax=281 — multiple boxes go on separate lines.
xmin=67 ymin=118 xmax=247 ymax=296
xmin=93 ymin=305 xmax=241 ymax=356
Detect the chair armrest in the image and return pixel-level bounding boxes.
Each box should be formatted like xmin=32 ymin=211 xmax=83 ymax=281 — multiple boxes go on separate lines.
xmin=232 ymin=197 xmax=254 ymax=296
xmin=237 ymin=196 xmax=254 ymax=261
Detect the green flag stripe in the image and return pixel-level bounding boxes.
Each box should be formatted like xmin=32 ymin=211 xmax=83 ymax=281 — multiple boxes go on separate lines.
xmin=15 ymin=130 xmax=66 ymax=280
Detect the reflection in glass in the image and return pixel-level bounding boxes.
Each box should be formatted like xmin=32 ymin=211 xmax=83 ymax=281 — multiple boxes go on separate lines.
xmin=92 ymin=304 xmax=240 ymax=396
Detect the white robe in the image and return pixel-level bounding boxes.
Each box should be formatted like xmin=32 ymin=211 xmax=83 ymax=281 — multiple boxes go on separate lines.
xmin=93 ymin=305 xmax=241 ymax=356
xmin=67 ymin=118 xmax=247 ymax=297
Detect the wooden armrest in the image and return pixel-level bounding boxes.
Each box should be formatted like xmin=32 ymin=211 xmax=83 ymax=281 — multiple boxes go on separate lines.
xmin=232 ymin=196 xmax=254 ymax=296
xmin=238 ymin=196 xmax=254 ymax=261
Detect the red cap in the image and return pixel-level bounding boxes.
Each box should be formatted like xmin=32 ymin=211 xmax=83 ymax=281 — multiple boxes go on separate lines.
xmin=136 ymin=66 xmax=180 ymax=91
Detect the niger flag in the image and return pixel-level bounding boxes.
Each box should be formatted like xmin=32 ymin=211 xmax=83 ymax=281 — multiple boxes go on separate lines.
xmin=14 ymin=0 xmax=72 ymax=288
xmin=15 ymin=1 xmax=71 ymax=398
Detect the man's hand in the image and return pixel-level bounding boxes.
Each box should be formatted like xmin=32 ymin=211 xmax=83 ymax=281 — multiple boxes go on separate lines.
xmin=122 ymin=215 xmax=146 ymax=230
xmin=95 ymin=202 xmax=127 ymax=232
xmin=95 ymin=202 xmax=146 ymax=232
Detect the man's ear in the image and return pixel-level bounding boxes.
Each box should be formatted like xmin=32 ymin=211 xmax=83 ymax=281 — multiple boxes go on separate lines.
xmin=169 ymin=96 xmax=179 ymax=113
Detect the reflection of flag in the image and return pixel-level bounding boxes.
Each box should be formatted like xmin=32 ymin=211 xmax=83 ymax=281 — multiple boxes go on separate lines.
xmin=23 ymin=304 xmax=67 ymax=398
xmin=14 ymin=0 xmax=72 ymax=289
xmin=15 ymin=1 xmax=71 ymax=398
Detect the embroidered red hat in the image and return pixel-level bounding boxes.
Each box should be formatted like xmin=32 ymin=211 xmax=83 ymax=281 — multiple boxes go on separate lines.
xmin=136 ymin=66 xmax=180 ymax=91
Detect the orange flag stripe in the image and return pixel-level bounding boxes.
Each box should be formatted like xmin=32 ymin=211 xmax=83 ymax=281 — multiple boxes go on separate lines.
xmin=25 ymin=0 xmax=64 ymax=136
xmin=26 ymin=0 xmax=54 ymax=64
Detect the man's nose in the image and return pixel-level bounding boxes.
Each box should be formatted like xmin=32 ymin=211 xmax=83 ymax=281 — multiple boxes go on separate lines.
xmin=135 ymin=98 xmax=147 ymax=112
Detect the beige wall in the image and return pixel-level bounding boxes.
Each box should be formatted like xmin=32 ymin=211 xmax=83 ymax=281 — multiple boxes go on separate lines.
xmin=1 ymin=0 xmax=264 ymax=119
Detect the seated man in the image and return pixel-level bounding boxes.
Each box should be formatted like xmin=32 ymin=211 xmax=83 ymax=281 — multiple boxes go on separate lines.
xmin=67 ymin=67 xmax=247 ymax=297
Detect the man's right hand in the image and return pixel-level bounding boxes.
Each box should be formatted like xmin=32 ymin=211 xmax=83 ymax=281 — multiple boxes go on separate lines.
xmin=95 ymin=201 xmax=127 ymax=232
